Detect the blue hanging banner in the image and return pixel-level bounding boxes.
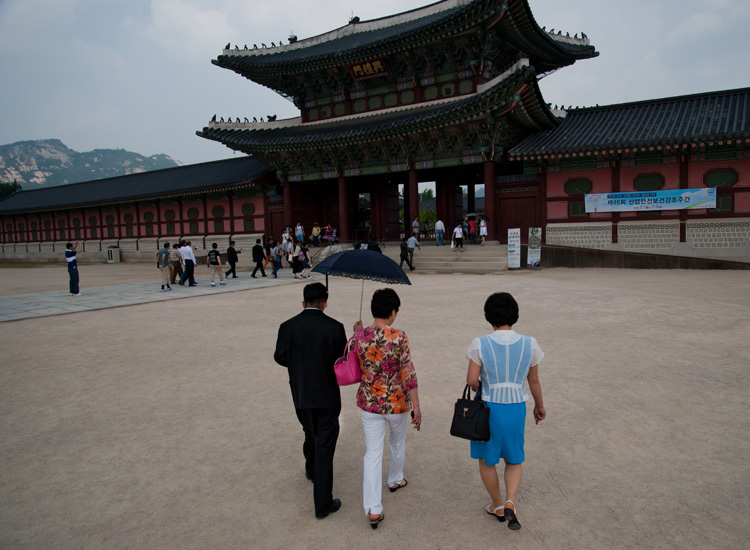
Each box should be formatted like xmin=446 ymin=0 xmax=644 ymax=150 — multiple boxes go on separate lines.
xmin=585 ymin=188 xmax=716 ymax=213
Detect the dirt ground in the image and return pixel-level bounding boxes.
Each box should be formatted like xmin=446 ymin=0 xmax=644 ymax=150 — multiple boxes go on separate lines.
xmin=0 ymin=265 xmax=748 ymax=549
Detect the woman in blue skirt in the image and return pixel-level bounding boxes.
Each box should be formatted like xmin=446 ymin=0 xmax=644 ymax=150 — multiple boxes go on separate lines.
xmin=465 ymin=292 xmax=546 ymax=530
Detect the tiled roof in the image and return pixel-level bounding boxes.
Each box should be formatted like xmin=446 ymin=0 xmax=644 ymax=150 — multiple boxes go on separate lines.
xmin=198 ymin=66 xmax=557 ymax=150
xmin=0 ymin=157 xmax=272 ymax=214
xmin=215 ymin=0 xmax=596 ymax=75
xmin=509 ymin=87 xmax=750 ymax=157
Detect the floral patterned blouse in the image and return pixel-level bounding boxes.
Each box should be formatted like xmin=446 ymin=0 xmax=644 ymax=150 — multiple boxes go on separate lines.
xmin=355 ymin=326 xmax=418 ymax=415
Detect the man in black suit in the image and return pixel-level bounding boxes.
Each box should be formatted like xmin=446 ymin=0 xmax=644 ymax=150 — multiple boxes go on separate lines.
xmin=274 ymin=283 xmax=347 ymax=519
xmin=225 ymin=240 xmax=240 ymax=278
xmin=251 ymin=238 xmax=266 ymax=278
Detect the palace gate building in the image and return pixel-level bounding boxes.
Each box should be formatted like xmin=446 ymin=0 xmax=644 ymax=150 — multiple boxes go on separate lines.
xmin=1 ymin=0 xmax=749 ymax=263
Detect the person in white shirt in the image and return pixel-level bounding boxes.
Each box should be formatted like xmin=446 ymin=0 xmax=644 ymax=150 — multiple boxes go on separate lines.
xmin=453 ymin=223 xmax=464 ymax=252
xmin=406 ymin=234 xmax=420 ymax=267
xmin=435 ymin=218 xmax=445 ymax=246
xmin=412 ymin=217 xmax=420 ymax=237
xmin=178 ymin=240 xmax=198 ymax=286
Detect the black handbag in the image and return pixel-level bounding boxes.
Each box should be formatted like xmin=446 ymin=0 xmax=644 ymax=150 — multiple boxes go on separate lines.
xmin=450 ymin=382 xmax=491 ymax=441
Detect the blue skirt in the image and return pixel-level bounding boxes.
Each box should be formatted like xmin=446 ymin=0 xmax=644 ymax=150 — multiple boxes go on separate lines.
xmin=470 ymin=401 xmax=526 ymax=466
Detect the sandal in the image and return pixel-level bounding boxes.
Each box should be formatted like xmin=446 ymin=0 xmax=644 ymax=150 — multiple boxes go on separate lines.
xmin=504 ymin=500 xmax=521 ymax=531
xmin=368 ymin=512 xmax=384 ymax=529
xmin=485 ymin=503 xmax=506 ymax=523
xmin=388 ymin=479 xmax=408 ymax=493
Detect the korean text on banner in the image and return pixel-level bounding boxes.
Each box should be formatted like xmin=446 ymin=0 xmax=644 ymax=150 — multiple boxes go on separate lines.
xmin=527 ymin=227 xmax=542 ymax=268
xmin=508 ymin=228 xmax=521 ymax=269
xmin=585 ymin=188 xmax=716 ymax=213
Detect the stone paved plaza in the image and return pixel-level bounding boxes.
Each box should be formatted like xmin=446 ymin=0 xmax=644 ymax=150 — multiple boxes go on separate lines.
xmin=1 ymin=263 xmax=748 ymax=549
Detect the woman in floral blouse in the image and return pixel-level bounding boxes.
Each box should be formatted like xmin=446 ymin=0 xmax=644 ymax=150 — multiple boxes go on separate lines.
xmin=354 ymin=288 xmax=421 ymax=529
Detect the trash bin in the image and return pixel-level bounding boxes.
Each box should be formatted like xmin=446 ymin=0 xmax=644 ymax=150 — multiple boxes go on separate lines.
xmin=107 ymin=246 xmax=120 ymax=263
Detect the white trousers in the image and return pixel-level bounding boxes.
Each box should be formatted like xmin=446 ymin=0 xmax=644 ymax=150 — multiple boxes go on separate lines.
xmin=361 ymin=410 xmax=409 ymax=515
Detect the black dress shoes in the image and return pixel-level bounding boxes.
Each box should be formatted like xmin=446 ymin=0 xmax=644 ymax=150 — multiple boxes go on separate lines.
xmin=315 ymin=498 xmax=342 ymax=519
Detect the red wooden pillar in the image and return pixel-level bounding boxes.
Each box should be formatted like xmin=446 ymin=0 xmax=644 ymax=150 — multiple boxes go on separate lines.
xmin=538 ymin=169 xmax=548 ymax=244
xmin=283 ymin=178 xmax=293 ymax=229
xmin=228 ymin=193 xmax=235 ymax=236
xmin=408 ymin=169 xmax=419 ymax=227
xmin=338 ymin=176 xmax=349 ymax=242
xmin=483 ymin=161 xmax=497 ymax=241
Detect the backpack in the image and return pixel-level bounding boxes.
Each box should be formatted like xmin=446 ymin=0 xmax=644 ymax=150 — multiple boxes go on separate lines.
xmin=299 ymin=249 xmax=306 ymax=261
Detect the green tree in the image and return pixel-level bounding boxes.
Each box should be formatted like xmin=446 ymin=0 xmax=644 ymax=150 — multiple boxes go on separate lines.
xmin=419 ymin=188 xmax=434 ymax=200
xmin=0 ymin=180 xmax=22 ymax=201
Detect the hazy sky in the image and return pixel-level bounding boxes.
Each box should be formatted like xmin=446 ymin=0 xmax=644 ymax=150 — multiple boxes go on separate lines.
xmin=1 ymin=0 xmax=748 ymax=165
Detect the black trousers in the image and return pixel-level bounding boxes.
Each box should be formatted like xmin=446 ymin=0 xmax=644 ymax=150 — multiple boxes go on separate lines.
xmin=294 ymin=407 xmax=340 ymax=514
xmin=225 ymin=261 xmax=236 ymax=278
xmin=399 ymin=255 xmax=413 ymax=270
xmin=252 ymin=261 xmax=266 ymax=277
xmin=184 ymin=259 xmax=196 ymax=285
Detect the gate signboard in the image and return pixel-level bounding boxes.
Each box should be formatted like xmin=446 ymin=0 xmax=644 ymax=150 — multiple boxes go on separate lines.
xmin=527 ymin=227 xmax=542 ymax=268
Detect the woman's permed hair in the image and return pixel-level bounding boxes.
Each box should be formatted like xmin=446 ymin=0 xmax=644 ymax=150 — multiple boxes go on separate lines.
xmin=484 ymin=292 xmax=519 ymax=327
xmin=371 ymin=288 xmax=401 ymax=319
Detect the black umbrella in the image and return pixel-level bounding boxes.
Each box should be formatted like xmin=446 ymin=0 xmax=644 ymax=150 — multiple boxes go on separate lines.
xmin=312 ymin=249 xmax=411 ymax=319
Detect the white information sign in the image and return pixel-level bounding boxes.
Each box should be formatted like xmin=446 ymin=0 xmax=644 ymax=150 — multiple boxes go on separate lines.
xmin=527 ymin=227 xmax=542 ymax=268
xmin=508 ymin=228 xmax=521 ymax=269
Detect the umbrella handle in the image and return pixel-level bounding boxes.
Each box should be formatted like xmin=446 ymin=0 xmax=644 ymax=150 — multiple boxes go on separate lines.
xmin=360 ymin=279 xmax=364 ymax=321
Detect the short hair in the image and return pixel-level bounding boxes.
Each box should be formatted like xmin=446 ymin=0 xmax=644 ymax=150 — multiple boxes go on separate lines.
xmin=179 ymin=240 xmax=186 ymax=247
xmin=484 ymin=292 xmax=519 ymax=327
xmin=303 ymin=282 xmax=328 ymax=307
xmin=371 ymin=288 xmax=400 ymax=319
xmin=66 ymin=242 xmax=74 ymax=249
xmin=256 ymin=239 xmax=261 ymax=244
xmin=164 ymin=242 xmax=170 ymax=248
xmin=212 ymin=243 xmax=217 ymax=249
xmin=186 ymin=240 xmax=191 ymax=246
xmin=230 ymin=240 xmax=235 ymax=245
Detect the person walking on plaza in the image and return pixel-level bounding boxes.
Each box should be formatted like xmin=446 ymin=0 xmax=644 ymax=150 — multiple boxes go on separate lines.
xmin=251 ymin=239 xmax=266 ymax=278
xmin=352 ymin=288 xmax=421 ymax=529
xmin=225 ymin=241 xmax=240 ymax=278
xmin=178 ymin=241 xmax=197 ymax=286
xmin=65 ymin=241 xmax=83 ymax=296
xmin=469 ymin=217 xmax=477 ymax=245
xmin=274 ymin=282 xmax=348 ymax=519
xmin=435 ymin=218 xmax=445 ymax=246
xmin=295 ymin=222 xmax=305 ymax=244
xmin=263 ymin=237 xmax=274 ymax=269
xmin=300 ymin=240 xmax=312 ymax=279
xmin=312 ymin=223 xmax=321 ymax=247
xmin=271 ymin=240 xmax=283 ymax=278
xmin=206 ymin=243 xmax=226 ymax=286
xmin=480 ymin=217 xmax=488 ymax=246
xmin=464 ymin=292 xmax=545 ymax=531
xmin=169 ymin=242 xmax=183 ymax=284
xmin=399 ymin=237 xmax=414 ymax=271
xmin=412 ymin=216 xmax=420 ymax=237
xmin=157 ymin=242 xmax=172 ymax=292
xmin=406 ymin=233 xmax=420 ymax=267
xmin=453 ymin=222 xmax=464 ymax=252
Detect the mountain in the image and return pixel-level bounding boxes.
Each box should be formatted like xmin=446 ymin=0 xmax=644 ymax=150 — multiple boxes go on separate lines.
xmin=0 ymin=139 xmax=182 ymax=188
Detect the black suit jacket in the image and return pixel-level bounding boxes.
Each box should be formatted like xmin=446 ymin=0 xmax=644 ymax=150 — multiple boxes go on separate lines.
xmin=274 ymin=309 xmax=347 ymax=409
xmin=227 ymin=246 xmax=239 ymax=263
xmin=252 ymin=244 xmax=265 ymax=263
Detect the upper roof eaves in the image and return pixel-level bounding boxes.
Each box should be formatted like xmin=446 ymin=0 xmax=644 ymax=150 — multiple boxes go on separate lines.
xmin=0 ymin=157 xmax=271 ymax=214
xmin=509 ymin=87 xmax=750 ymax=156
xmin=215 ymin=0 xmax=595 ymax=72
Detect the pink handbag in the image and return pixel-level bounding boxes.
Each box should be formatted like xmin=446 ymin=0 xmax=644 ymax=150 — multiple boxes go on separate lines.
xmin=334 ymin=332 xmax=361 ymax=386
